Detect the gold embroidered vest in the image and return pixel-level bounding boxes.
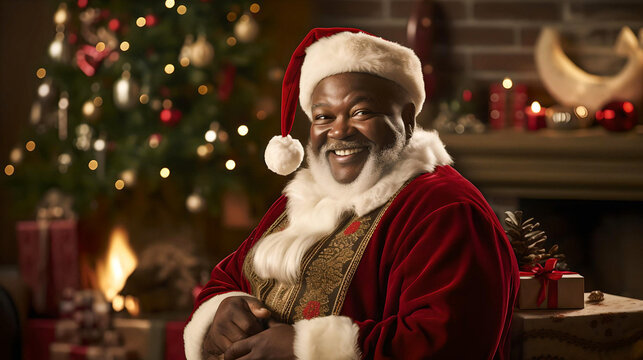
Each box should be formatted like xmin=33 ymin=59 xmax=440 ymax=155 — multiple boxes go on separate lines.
xmin=242 ymin=197 xmax=396 ymax=324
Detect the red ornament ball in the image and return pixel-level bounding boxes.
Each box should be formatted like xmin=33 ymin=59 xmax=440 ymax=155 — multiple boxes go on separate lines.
xmin=77 ymin=0 xmax=88 ymax=8
xmin=160 ymin=109 xmax=182 ymax=125
xmin=108 ymin=18 xmax=120 ymax=32
xmin=145 ymin=14 xmax=158 ymax=27
xmin=595 ymin=101 xmax=638 ymax=132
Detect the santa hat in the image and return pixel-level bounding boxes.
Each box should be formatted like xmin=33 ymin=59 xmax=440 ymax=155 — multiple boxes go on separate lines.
xmin=264 ymin=27 xmax=425 ymax=176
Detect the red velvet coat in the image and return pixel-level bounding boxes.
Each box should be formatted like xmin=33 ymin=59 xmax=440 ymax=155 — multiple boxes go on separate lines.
xmin=189 ymin=165 xmax=519 ymax=359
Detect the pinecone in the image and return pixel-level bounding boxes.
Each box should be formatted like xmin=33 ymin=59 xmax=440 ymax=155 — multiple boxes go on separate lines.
xmin=504 ymin=210 xmax=568 ymax=270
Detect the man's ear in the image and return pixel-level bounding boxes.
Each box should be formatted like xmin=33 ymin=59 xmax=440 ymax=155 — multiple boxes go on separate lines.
xmin=402 ymin=103 xmax=416 ymax=141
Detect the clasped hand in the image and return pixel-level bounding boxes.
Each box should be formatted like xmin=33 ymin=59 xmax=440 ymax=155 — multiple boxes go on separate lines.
xmin=203 ymin=296 xmax=295 ymax=360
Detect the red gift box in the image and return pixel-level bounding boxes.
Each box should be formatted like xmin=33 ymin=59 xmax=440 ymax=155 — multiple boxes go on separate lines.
xmin=518 ymin=259 xmax=584 ymax=309
xmin=489 ymin=82 xmax=528 ymax=129
xmin=17 ymin=219 xmax=80 ymax=315
xmin=165 ymin=321 xmax=187 ymax=360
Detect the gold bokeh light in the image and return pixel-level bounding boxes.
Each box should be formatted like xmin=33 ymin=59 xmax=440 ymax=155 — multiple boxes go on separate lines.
xmin=25 ymin=141 xmax=36 ymax=152
xmin=88 ymin=160 xmax=98 ymax=171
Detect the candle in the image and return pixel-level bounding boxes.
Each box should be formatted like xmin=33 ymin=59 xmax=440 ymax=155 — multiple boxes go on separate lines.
xmin=525 ymin=101 xmax=546 ymax=131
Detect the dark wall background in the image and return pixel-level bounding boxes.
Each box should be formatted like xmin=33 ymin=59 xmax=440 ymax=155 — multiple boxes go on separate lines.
xmin=0 ymin=0 xmax=55 ymax=265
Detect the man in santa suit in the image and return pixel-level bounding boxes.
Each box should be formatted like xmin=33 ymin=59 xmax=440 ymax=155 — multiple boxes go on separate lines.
xmin=184 ymin=28 xmax=519 ymax=360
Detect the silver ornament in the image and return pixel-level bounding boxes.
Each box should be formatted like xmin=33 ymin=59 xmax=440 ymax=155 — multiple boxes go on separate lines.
xmin=113 ymin=72 xmax=139 ymax=110
xmin=233 ymin=14 xmax=259 ymax=43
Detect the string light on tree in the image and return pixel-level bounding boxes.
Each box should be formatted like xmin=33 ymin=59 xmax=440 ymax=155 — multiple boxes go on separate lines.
xmin=250 ymin=3 xmax=261 ymax=13
xmin=225 ymin=160 xmax=236 ymax=170
xmin=164 ymin=64 xmax=175 ymax=74
xmin=36 ymin=68 xmax=46 ymax=79
xmin=237 ymin=125 xmax=248 ymax=136
xmin=165 ymin=0 xmax=175 ymax=8
xmin=196 ymin=143 xmax=214 ymax=158
xmin=186 ymin=193 xmax=205 ymax=213
xmin=53 ymin=3 xmax=69 ymax=25
xmin=58 ymin=153 xmax=72 ymax=173
xmin=136 ymin=17 xmax=146 ymax=27
xmin=176 ymin=5 xmax=187 ymax=15
xmin=49 ymin=32 xmax=69 ymax=61
xmin=198 ymin=85 xmax=208 ymax=95
xmin=205 ymin=130 xmax=217 ymax=142
xmin=148 ymin=133 xmax=162 ymax=148
xmin=114 ymin=179 xmax=125 ymax=190
xmin=4 ymin=165 xmax=15 ymax=176
xmin=93 ymin=139 xmax=106 ymax=151
xmin=88 ymin=160 xmax=98 ymax=171
xmin=25 ymin=141 xmax=36 ymax=152
xmin=82 ymin=100 xmax=100 ymax=120
xmin=10 ymin=148 xmax=23 ymax=163
xmin=227 ymin=12 xmax=237 ymax=22
xmin=160 ymin=167 xmax=170 ymax=178
xmin=120 ymin=169 xmax=136 ymax=186
xmin=38 ymin=82 xmax=51 ymax=98
xmin=120 ymin=41 xmax=130 ymax=51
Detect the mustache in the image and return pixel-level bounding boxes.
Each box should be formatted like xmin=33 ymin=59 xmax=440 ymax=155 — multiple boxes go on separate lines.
xmin=322 ymin=140 xmax=372 ymax=152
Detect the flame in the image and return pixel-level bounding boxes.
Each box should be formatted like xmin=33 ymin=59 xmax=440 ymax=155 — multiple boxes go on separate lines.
xmin=531 ymin=101 xmax=542 ymax=113
xmin=97 ymin=227 xmax=137 ymax=302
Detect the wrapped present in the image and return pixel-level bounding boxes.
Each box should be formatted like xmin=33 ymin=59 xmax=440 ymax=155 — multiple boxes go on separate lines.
xmin=511 ymin=293 xmax=643 ymax=360
xmin=16 ymin=219 xmax=80 ymax=316
xmin=518 ymin=258 xmax=584 ymax=309
xmin=114 ymin=318 xmax=165 ymax=360
xmin=165 ymin=321 xmax=187 ymax=360
xmin=489 ymin=81 xmax=528 ymax=129
xmin=50 ymin=343 xmax=127 ymax=360
xmin=24 ymin=318 xmax=57 ymax=360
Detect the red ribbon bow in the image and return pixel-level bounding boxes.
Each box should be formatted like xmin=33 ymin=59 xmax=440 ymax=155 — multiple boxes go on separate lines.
xmin=520 ymin=258 xmax=575 ymax=308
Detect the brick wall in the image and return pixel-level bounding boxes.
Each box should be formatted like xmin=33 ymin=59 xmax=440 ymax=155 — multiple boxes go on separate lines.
xmin=311 ymin=0 xmax=643 ymax=114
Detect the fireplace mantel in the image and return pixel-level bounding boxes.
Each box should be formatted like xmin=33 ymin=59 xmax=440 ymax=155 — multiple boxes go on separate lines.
xmin=440 ymin=126 xmax=643 ymax=201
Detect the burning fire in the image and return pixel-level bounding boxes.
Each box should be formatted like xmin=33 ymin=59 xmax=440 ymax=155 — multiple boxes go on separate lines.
xmin=97 ymin=227 xmax=137 ymax=303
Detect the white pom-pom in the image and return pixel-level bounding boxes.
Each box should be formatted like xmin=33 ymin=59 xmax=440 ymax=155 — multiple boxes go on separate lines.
xmin=264 ymin=135 xmax=304 ymax=175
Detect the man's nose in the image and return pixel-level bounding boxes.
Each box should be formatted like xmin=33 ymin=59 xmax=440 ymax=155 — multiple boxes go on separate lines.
xmin=328 ymin=117 xmax=354 ymax=139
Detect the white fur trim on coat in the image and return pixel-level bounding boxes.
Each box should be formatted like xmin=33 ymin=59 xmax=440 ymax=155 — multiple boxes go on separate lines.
xmin=294 ymin=315 xmax=361 ymax=360
xmin=183 ymin=291 xmax=256 ymax=360
xmin=265 ymin=134 xmax=305 ymax=175
xmin=299 ymin=31 xmax=425 ymax=119
xmin=252 ymin=128 xmax=452 ymax=283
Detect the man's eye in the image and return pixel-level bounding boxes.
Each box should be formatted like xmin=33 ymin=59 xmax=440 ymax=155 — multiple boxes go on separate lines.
xmin=314 ymin=114 xmax=330 ymax=120
xmin=353 ymin=110 xmax=371 ymax=117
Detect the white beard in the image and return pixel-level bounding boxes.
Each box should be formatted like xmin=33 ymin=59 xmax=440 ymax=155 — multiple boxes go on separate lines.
xmin=306 ymin=129 xmax=406 ymax=201
xmin=252 ymin=128 xmax=452 ymax=284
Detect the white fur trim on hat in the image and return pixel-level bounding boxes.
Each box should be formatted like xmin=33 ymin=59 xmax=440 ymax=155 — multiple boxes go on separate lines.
xmin=265 ymin=135 xmax=305 ymax=176
xmin=183 ymin=291 xmax=255 ymax=360
xmin=299 ymin=31 xmax=425 ymax=119
xmin=293 ymin=315 xmax=361 ymax=360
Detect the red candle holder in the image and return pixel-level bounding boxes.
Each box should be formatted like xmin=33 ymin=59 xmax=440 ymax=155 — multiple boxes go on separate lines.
xmin=525 ymin=101 xmax=546 ymax=131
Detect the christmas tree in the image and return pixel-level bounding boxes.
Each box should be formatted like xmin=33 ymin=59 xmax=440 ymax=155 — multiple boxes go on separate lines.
xmin=3 ymin=0 xmax=283 ymax=223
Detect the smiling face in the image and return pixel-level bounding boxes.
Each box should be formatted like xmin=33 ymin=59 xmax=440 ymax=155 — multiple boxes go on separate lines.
xmin=309 ymin=73 xmax=415 ymax=184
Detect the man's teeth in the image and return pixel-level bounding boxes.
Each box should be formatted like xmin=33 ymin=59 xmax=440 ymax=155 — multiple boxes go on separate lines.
xmin=333 ymin=148 xmax=363 ymax=156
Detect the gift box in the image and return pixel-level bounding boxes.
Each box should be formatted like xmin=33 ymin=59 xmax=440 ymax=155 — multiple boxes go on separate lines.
xmin=165 ymin=321 xmax=187 ymax=360
xmin=17 ymin=219 xmax=80 ymax=316
xmin=517 ymin=259 xmax=584 ymax=310
xmin=489 ymin=82 xmax=528 ymax=129
xmin=113 ymin=318 xmax=166 ymax=360
xmin=511 ymin=293 xmax=643 ymax=360
xmin=50 ymin=343 xmax=127 ymax=360
xmin=24 ymin=318 xmax=57 ymax=360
